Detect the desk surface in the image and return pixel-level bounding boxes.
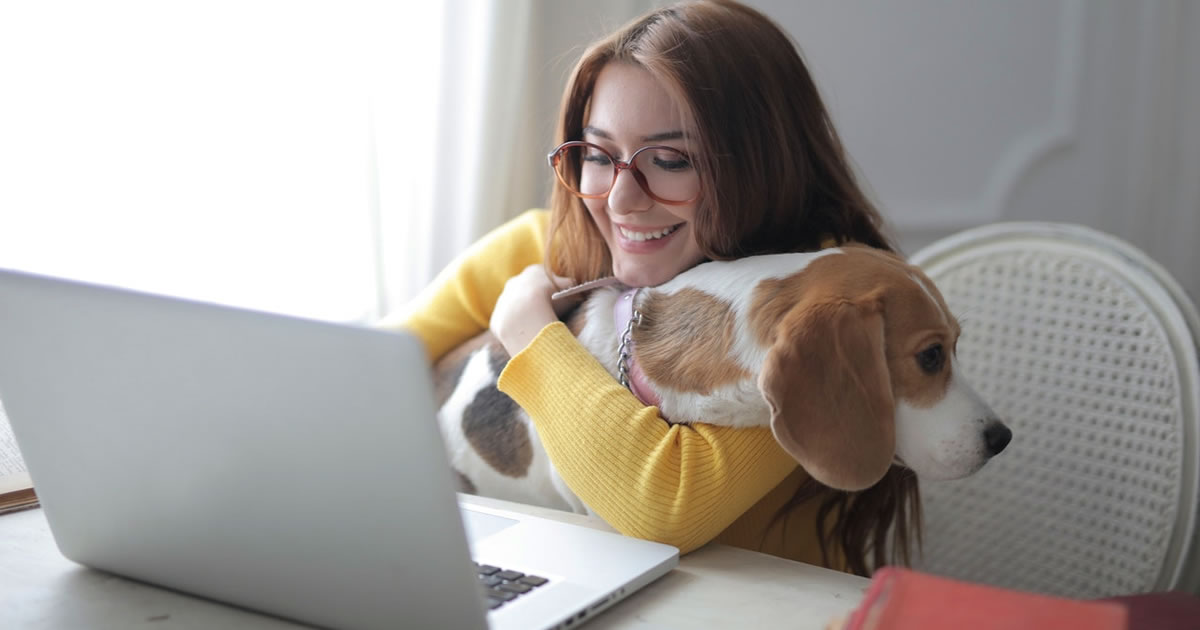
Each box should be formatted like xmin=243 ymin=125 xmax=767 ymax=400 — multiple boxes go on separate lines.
xmin=1 ymin=495 xmax=869 ymax=629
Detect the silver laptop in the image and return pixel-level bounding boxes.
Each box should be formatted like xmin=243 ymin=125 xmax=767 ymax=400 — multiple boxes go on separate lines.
xmin=0 ymin=267 xmax=678 ymax=630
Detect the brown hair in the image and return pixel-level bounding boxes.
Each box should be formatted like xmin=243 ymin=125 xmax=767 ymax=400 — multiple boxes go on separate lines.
xmin=778 ymin=466 xmax=922 ymax=576
xmin=545 ymin=0 xmax=914 ymax=575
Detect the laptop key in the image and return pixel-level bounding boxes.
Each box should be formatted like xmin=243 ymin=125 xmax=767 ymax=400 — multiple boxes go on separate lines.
xmin=476 ymin=563 xmax=550 ymax=612
xmin=487 ymin=588 xmax=518 ymax=602
xmin=518 ymin=575 xmax=549 ymax=587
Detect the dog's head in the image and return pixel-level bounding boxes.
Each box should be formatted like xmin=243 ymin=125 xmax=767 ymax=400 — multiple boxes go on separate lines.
xmin=756 ymin=246 xmax=1010 ymax=491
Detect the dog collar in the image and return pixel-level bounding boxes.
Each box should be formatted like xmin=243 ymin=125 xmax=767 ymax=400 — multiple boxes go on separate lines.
xmin=613 ymin=288 xmax=662 ymax=409
xmin=551 ymin=276 xmax=620 ymax=302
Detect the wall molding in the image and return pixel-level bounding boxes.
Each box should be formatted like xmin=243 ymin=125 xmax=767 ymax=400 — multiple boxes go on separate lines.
xmin=895 ymin=0 xmax=1085 ymax=233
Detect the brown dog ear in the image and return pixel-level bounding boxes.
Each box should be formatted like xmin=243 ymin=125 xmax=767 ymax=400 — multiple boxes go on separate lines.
xmin=758 ymin=301 xmax=895 ymax=491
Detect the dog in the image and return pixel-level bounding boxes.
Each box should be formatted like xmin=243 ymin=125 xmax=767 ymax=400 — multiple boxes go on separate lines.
xmin=433 ymin=245 xmax=1011 ymax=516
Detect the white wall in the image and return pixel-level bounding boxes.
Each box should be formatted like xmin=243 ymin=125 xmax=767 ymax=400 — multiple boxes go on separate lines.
xmin=512 ymin=0 xmax=1200 ymax=302
xmin=748 ymin=0 xmax=1200 ymax=302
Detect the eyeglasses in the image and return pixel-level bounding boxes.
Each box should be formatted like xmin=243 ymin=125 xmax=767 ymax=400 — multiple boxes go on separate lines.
xmin=547 ymin=141 xmax=701 ymax=205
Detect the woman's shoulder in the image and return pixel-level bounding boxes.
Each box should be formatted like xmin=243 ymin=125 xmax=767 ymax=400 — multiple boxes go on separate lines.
xmin=459 ymin=208 xmax=551 ymax=266
xmin=520 ymin=207 xmax=551 ymax=225
xmin=505 ymin=208 xmax=550 ymax=230
xmin=484 ymin=208 xmax=550 ymax=246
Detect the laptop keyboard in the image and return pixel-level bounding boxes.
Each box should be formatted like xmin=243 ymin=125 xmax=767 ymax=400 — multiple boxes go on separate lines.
xmin=476 ymin=563 xmax=550 ymax=610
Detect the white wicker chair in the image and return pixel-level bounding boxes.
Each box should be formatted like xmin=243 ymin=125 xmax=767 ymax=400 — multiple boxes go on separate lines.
xmin=909 ymin=222 xmax=1200 ymax=598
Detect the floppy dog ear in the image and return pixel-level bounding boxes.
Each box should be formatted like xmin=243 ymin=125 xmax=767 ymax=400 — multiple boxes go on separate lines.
xmin=758 ymin=301 xmax=895 ymax=491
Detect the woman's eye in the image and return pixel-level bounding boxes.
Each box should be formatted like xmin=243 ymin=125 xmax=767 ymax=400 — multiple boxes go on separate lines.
xmin=583 ymin=153 xmax=612 ymax=166
xmin=916 ymin=343 xmax=944 ymax=374
xmin=652 ymin=155 xmax=691 ymax=172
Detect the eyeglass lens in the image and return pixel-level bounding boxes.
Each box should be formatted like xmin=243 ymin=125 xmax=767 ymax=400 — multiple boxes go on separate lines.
xmin=554 ymin=144 xmax=699 ymax=203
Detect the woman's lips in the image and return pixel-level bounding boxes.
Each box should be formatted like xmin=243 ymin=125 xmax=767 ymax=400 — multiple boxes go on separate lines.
xmin=614 ymin=222 xmax=684 ymax=253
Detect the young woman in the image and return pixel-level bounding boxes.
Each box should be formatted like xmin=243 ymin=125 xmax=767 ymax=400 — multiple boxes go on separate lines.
xmin=385 ymin=0 xmax=916 ymax=576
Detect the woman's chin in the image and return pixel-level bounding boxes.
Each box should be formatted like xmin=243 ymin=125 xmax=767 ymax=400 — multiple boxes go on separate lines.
xmin=614 ymin=266 xmax=667 ymax=288
xmin=613 ymin=255 xmax=705 ymax=288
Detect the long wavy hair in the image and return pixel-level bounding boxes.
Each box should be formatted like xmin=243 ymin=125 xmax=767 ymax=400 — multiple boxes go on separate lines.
xmin=545 ymin=0 xmax=916 ymax=576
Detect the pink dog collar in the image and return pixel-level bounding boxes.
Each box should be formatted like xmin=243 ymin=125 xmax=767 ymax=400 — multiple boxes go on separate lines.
xmin=613 ymin=288 xmax=662 ymax=409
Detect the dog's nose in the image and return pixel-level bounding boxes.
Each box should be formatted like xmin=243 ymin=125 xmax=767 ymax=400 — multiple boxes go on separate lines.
xmin=984 ymin=422 xmax=1012 ymax=456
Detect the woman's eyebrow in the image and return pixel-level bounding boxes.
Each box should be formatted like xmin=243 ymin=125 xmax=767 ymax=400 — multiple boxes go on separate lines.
xmin=581 ymin=126 xmax=611 ymax=139
xmin=582 ymin=126 xmax=687 ymax=142
xmin=642 ymin=130 xmax=685 ymax=142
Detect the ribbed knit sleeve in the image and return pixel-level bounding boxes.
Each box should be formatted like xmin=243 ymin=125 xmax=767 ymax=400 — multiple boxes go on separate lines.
xmin=386 ymin=208 xmax=811 ymax=557
xmin=378 ymin=209 xmax=550 ymax=361
xmin=498 ymin=322 xmax=801 ymax=554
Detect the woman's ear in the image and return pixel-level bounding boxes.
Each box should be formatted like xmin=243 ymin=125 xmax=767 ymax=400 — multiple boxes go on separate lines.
xmin=758 ymin=300 xmax=895 ymax=491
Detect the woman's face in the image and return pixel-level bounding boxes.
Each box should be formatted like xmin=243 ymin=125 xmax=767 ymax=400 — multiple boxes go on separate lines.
xmin=583 ymin=62 xmax=705 ymax=288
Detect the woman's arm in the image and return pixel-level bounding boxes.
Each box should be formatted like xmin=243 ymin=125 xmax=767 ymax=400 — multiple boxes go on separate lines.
xmin=499 ymin=321 xmax=799 ymax=554
xmin=390 ymin=208 xmax=794 ymax=551
xmin=377 ymin=209 xmax=550 ymax=361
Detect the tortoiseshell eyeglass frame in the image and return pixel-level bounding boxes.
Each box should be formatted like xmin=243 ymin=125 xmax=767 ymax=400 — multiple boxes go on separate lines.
xmin=546 ymin=140 xmax=702 ymax=206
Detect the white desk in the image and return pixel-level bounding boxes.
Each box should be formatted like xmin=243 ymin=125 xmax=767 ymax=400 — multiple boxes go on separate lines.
xmin=0 ymin=496 xmax=869 ymax=629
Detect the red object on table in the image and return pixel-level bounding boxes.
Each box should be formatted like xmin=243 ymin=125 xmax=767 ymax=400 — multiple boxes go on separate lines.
xmin=1102 ymin=591 xmax=1200 ymax=630
xmin=841 ymin=567 xmax=1128 ymax=630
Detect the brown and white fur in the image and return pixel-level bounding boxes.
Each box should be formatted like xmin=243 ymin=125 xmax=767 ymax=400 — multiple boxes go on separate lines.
xmin=434 ymin=245 xmax=1011 ymax=516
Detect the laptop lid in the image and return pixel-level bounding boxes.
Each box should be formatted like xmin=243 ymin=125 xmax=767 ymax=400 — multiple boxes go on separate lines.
xmin=0 ymin=267 xmax=486 ymax=630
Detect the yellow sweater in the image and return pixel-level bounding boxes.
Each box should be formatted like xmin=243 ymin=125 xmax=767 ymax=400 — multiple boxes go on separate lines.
xmin=383 ymin=209 xmax=840 ymax=568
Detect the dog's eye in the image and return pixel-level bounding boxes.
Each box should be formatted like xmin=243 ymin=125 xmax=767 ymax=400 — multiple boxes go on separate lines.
xmin=916 ymin=343 xmax=944 ymax=374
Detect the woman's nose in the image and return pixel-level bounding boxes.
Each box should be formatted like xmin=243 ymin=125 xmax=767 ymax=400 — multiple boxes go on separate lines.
xmin=607 ymin=168 xmax=652 ymax=214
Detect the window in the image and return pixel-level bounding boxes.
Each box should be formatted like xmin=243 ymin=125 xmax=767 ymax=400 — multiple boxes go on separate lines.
xmin=0 ymin=2 xmax=443 ymax=323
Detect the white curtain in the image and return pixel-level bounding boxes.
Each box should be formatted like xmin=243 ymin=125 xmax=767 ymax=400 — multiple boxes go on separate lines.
xmin=0 ymin=2 xmax=398 ymax=322
xmin=371 ymin=0 xmax=539 ymax=318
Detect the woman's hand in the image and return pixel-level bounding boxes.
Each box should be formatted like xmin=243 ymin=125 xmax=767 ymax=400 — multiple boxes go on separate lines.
xmin=490 ymin=265 xmax=581 ymax=357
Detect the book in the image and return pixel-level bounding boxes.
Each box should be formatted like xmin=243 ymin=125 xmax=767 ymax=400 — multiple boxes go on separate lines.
xmin=0 ymin=401 xmax=38 ymax=515
xmin=829 ymin=567 xmax=1127 ymax=630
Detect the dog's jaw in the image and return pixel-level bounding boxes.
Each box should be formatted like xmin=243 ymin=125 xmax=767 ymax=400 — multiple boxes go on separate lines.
xmin=894 ymin=359 xmax=1005 ymax=481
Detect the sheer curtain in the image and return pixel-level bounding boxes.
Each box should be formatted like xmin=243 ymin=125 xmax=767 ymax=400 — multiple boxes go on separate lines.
xmin=372 ymin=0 xmax=539 ymax=318
xmin=0 ymin=2 xmax=444 ymax=323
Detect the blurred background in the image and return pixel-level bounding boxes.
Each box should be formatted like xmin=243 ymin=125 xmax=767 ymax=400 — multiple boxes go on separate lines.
xmin=1 ymin=0 xmax=1196 ymax=323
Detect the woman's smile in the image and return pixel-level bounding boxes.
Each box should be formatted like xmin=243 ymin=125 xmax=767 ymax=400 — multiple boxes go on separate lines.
xmin=614 ymin=222 xmax=685 ymax=250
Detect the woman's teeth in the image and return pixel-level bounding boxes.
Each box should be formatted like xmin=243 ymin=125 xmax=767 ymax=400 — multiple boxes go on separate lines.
xmin=619 ymin=224 xmax=680 ymax=242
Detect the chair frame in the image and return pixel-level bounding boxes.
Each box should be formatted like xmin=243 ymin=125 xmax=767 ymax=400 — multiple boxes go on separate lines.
xmin=911 ymin=221 xmax=1200 ymax=593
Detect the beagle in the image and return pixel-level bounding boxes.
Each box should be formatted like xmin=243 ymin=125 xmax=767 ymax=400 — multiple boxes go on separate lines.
xmin=434 ymin=245 xmax=1011 ymax=514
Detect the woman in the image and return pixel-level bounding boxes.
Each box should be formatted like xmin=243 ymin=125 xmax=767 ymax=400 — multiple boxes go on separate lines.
xmin=385 ymin=0 xmax=916 ymax=576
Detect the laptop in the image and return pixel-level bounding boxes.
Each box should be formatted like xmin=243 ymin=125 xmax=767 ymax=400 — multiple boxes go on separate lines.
xmin=0 ymin=267 xmax=678 ymax=630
